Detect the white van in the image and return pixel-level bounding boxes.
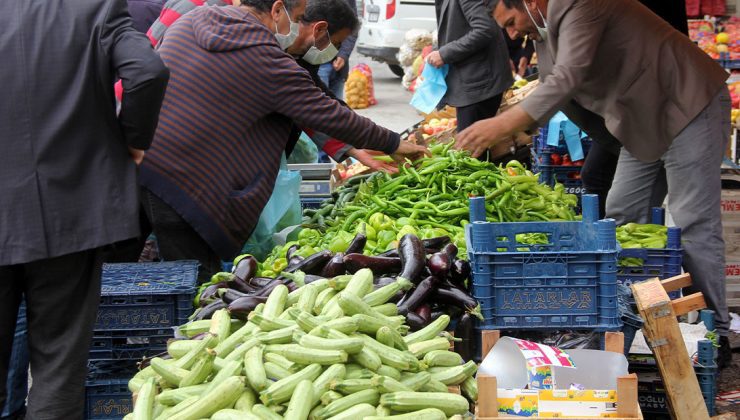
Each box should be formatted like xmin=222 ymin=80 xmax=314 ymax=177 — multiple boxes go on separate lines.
xmin=355 ymin=0 xmax=437 ymax=76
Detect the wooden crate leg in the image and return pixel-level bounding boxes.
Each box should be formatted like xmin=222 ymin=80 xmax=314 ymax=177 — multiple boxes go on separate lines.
xmin=481 ymin=330 xmax=500 ymax=359
xmin=605 ymin=331 xmax=624 ymax=354
xmin=477 ymin=374 xmax=498 ymax=418
xmin=616 ymin=374 xmax=638 ymax=418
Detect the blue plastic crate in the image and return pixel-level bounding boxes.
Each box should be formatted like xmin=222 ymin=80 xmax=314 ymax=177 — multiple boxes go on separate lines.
xmin=466 ymin=194 xmax=621 ymax=331
xmin=85 ymin=379 xmax=132 ymax=420
xmin=629 ymin=339 xmax=717 ymax=416
xmin=89 ymin=328 xmax=171 ymax=361
xmin=96 ymin=261 xmax=198 ymax=331
xmin=617 ymin=208 xmax=683 ymax=301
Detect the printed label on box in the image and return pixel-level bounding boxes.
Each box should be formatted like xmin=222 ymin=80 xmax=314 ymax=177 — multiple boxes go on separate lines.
xmin=538 ymin=389 xmax=618 ymax=417
xmin=498 ymin=389 xmax=540 ymax=417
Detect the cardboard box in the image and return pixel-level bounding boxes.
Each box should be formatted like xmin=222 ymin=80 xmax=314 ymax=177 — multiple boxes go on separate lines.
xmin=721 ymin=187 xmax=740 ymax=224
xmin=723 ymin=222 xmax=740 ymax=260
xmin=726 ymin=261 xmax=740 ymax=308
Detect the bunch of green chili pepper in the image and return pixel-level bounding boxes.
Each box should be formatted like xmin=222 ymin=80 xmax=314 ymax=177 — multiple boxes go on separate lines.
xmin=297 ymin=141 xmax=578 ymax=255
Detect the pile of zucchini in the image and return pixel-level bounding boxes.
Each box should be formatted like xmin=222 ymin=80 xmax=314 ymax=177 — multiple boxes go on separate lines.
xmin=126 ymin=268 xmax=477 ymax=420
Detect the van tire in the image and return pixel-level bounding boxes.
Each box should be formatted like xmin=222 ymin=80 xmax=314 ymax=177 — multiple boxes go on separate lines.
xmin=388 ymin=64 xmax=405 ymax=78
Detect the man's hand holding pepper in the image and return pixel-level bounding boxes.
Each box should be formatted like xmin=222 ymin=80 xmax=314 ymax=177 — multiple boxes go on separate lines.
xmin=456 ymin=105 xmax=535 ymax=158
xmin=391 ymin=141 xmax=430 ymax=163
xmin=348 ymin=148 xmax=398 ymax=173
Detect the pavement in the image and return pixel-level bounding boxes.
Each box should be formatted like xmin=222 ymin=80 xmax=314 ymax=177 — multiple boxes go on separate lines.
xmin=347 ymin=56 xmax=425 ymax=133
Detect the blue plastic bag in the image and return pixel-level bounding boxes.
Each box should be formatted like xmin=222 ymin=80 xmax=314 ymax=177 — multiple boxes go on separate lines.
xmin=410 ymin=64 xmax=449 ymax=114
xmin=242 ymin=154 xmax=302 ymax=260
xmin=546 ymin=112 xmax=585 ymax=161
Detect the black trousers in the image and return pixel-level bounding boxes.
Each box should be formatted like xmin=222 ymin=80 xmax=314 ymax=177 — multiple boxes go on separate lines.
xmin=140 ymin=188 xmax=222 ymax=284
xmin=0 ymin=248 xmax=104 ymax=420
xmin=455 ymin=94 xmax=504 ymax=132
xmin=455 ymin=94 xmax=504 ymax=162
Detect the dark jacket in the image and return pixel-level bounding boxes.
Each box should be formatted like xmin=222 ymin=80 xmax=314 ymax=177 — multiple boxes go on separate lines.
xmin=335 ymin=0 xmax=358 ymax=80
xmin=435 ymin=0 xmax=512 ymax=107
xmin=127 ymin=0 xmax=167 ymax=33
xmin=0 ymin=0 xmax=169 ymax=266
xmin=140 ymin=6 xmax=399 ymax=260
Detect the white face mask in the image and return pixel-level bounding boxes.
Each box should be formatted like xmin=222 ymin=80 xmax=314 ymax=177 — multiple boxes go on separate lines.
xmin=275 ymin=5 xmax=299 ymax=50
xmin=303 ymin=29 xmax=339 ymax=64
xmin=523 ymin=0 xmax=548 ymax=42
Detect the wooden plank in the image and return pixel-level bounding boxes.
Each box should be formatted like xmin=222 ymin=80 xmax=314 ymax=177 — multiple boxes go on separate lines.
xmin=660 ymin=273 xmax=693 ymax=293
xmin=711 ymin=413 xmax=738 ymax=420
xmin=671 ymin=293 xmax=707 ymax=316
xmin=477 ymin=374 xmax=498 ymax=418
xmin=605 ymin=331 xmax=624 ymax=354
xmin=481 ymin=330 xmax=501 ymax=359
xmin=616 ymin=374 xmax=639 ymax=418
xmin=632 ymin=278 xmax=710 ymax=420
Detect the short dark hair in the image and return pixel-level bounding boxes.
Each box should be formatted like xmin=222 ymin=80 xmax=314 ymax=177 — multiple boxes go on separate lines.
xmin=491 ymin=0 xmax=525 ymax=10
xmin=241 ymin=0 xmax=302 ymax=14
xmin=302 ymin=0 xmax=360 ymax=35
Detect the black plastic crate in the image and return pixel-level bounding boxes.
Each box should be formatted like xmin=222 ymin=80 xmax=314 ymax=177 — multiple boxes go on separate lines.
xmin=89 ymin=328 xmax=172 ymax=361
xmin=96 ymin=261 xmax=198 ymax=331
xmin=85 ymin=379 xmax=132 ymax=420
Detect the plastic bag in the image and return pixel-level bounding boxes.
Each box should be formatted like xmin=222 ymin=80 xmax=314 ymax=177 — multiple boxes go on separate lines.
xmin=345 ymin=64 xmax=377 ymax=108
xmin=287 ymin=132 xmax=319 ymax=164
xmin=410 ymin=64 xmax=449 ymax=114
xmin=242 ymin=154 xmax=302 ymax=260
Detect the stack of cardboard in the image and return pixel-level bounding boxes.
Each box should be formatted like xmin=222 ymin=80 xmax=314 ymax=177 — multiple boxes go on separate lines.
xmin=721 ymin=172 xmax=740 ymax=309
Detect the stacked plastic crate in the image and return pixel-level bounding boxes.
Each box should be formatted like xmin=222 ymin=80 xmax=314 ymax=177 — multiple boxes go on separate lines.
xmin=85 ymin=261 xmax=198 ymax=420
xmin=531 ymin=125 xmax=591 ymax=213
xmin=466 ymin=194 xmax=622 ymax=358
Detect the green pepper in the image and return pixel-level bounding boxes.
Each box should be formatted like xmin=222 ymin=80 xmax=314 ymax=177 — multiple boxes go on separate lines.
xmin=396 ymin=225 xmax=418 ymax=241
xmin=376 ymin=230 xmax=396 ymax=250
xmin=271 ymin=258 xmax=288 ymax=273
xmin=396 ymin=217 xmax=416 ymax=227
xmin=369 ymin=212 xmax=394 ymax=231
xmin=356 ymin=222 xmax=377 ymax=241
xmin=298 ymin=228 xmax=321 ymax=246
xmin=328 ymin=231 xmax=355 ymax=253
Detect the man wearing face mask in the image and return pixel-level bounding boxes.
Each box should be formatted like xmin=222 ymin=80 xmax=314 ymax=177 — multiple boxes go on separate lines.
xmin=456 ymin=0 xmax=732 ymax=368
xmin=139 ymin=0 xmax=427 ymax=281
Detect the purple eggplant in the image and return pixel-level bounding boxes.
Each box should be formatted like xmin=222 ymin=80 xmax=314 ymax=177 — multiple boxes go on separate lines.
xmin=252 ymin=279 xmax=285 ymax=297
xmin=304 ymin=274 xmax=325 ymax=284
xmin=219 ymin=288 xmax=249 ymax=304
xmin=345 ymin=232 xmax=367 ymax=254
xmin=282 ymin=278 xmax=298 ymax=292
xmin=449 ymin=259 xmax=471 ymax=287
xmin=434 ymin=286 xmax=483 ymax=320
xmin=422 ymin=236 xmax=451 ymax=249
xmin=377 ymin=246 xmax=441 ymax=259
xmin=227 ymin=277 xmax=257 ymax=294
xmin=288 ymin=255 xmax=304 ymax=268
xmin=233 ymin=256 xmax=258 ymax=282
xmin=286 ymin=244 xmax=300 ymax=260
xmin=397 ymin=276 xmax=438 ymax=315
xmin=286 ymin=250 xmax=333 ymax=275
xmin=405 ymin=312 xmax=428 ymax=331
xmin=373 ymin=277 xmax=397 ymax=288
xmin=199 ymin=282 xmax=228 ymax=307
xmin=343 ymin=254 xmax=402 ymax=275
xmin=454 ymin=313 xmax=474 ymax=362
xmin=228 ymin=295 xmax=268 ymax=319
xmin=248 ymin=277 xmax=279 ymax=289
xmin=193 ymin=299 xmax=227 ymax=320
xmin=441 ymin=243 xmax=458 ymax=260
xmin=320 ymin=252 xmax=346 ymax=278
xmin=398 ymin=234 xmax=425 ymax=283
xmin=427 ymin=252 xmax=451 ymax=279
xmin=415 ymin=304 xmax=432 ymax=324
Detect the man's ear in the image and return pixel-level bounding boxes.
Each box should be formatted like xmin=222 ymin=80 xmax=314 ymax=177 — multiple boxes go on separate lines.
xmin=271 ymin=0 xmax=285 ymax=21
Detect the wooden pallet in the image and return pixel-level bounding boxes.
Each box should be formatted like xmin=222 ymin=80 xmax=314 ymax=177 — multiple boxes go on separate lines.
xmin=476 ymin=330 xmax=643 ymax=419
xmin=631 ymin=273 xmax=710 ymax=420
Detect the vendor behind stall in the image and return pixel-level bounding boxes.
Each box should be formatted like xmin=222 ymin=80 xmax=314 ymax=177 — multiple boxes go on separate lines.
xmin=456 ymin=0 xmax=732 ymax=368
xmin=139 ymin=0 xmax=426 ymax=282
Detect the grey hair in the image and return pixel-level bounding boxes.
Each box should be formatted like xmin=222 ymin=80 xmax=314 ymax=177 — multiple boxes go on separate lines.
xmin=241 ymin=0 xmax=302 ymax=14
xmin=301 ymin=0 xmax=360 ymax=35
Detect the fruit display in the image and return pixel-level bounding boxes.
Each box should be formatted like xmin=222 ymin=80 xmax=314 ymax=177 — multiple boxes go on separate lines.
xmin=689 ymin=19 xmax=740 ymax=61
xmin=421 ymin=118 xmax=457 ymax=137
xmin=126 ymin=269 xmax=477 ymax=420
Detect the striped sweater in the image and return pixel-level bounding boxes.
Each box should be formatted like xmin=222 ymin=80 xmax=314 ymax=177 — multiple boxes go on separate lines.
xmin=140 ymin=6 xmax=399 ymax=259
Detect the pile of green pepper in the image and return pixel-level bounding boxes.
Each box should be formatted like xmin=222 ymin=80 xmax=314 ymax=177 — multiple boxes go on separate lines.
xmin=616 ymin=223 xmax=668 ymax=267
xmin=284 ymin=141 xmax=575 ymax=257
